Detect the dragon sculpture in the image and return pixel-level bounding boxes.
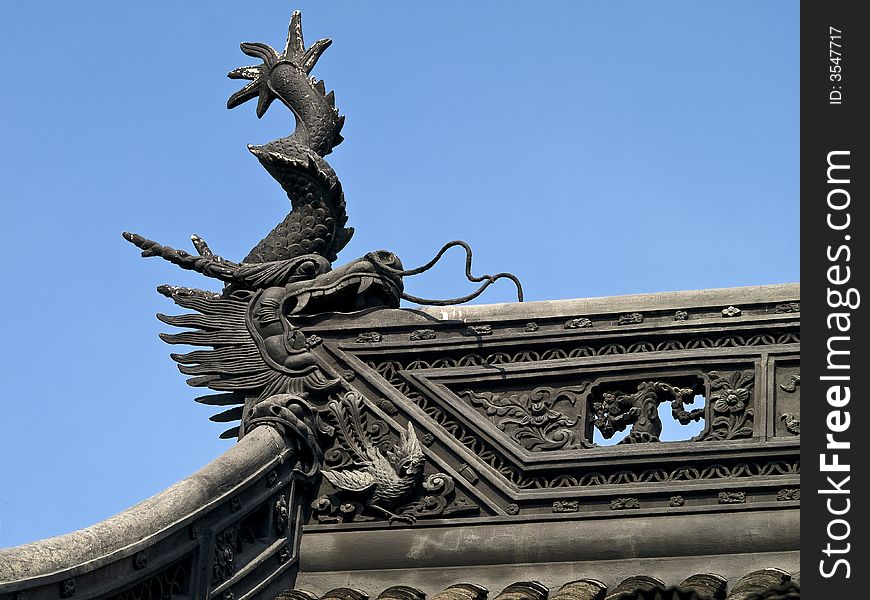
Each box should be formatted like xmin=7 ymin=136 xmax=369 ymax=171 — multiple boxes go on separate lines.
xmin=124 ymin=11 xmax=516 ymax=526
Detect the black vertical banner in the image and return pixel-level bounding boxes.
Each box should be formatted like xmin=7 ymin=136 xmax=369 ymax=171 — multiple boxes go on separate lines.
xmin=801 ymin=2 xmax=869 ymax=597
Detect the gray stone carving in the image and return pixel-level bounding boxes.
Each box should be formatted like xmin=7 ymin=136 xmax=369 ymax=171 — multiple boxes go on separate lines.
xmin=565 ymin=318 xmax=593 ymax=329
xmin=774 ymin=302 xmax=800 ymax=314
xmin=700 ymin=370 xmax=755 ymax=441
xmin=410 ymin=329 xmax=436 ymax=341
xmin=0 ymin=5 xmax=801 ymax=598
xmin=591 ymin=381 xmax=700 ymax=444
xmin=357 ymin=332 xmax=383 ymax=344
xmin=610 ymin=497 xmax=640 ymax=510
xmin=459 ymin=386 xmax=590 ymax=451
xmin=617 ymin=312 xmax=644 ymax=325
xmin=718 ymin=491 xmax=746 ymax=504
xmin=313 ymin=392 xmax=477 ymax=525
xmin=779 ymin=372 xmax=800 ymax=392
xmin=721 ymin=306 xmax=742 ymax=317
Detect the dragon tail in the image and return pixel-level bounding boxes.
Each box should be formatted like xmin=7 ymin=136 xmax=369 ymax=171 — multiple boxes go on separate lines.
xmin=228 ymin=11 xmax=353 ymax=266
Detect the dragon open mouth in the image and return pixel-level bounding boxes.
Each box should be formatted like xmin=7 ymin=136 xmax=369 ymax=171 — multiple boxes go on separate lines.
xmin=282 ymin=250 xmax=404 ymax=315
xmin=286 ymin=272 xmax=401 ymax=314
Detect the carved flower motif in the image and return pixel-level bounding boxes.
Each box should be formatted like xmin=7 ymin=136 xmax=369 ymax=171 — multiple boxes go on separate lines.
xmin=700 ymin=370 xmax=755 ymax=441
xmin=461 ymin=386 xmax=588 ymax=451
xmin=527 ymin=397 xmax=563 ymax=426
xmin=711 ymin=387 xmax=749 ymax=414
xmin=721 ymin=305 xmax=742 ymax=317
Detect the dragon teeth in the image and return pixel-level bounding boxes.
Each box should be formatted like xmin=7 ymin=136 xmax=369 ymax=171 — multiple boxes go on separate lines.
xmin=292 ymin=292 xmax=312 ymax=314
xmin=358 ymin=276 xmax=374 ymax=294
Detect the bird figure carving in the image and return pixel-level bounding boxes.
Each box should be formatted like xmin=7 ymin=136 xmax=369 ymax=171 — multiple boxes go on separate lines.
xmin=322 ymin=392 xmax=425 ymax=524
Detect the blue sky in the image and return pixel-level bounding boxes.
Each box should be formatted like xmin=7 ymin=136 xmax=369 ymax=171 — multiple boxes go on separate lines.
xmin=0 ymin=1 xmax=798 ymax=547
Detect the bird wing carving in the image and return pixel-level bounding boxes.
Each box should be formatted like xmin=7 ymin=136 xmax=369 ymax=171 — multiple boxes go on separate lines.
xmin=322 ymin=466 xmax=377 ymax=492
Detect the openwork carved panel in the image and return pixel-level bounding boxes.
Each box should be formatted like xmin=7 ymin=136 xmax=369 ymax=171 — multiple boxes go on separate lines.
xmin=0 ymin=4 xmax=801 ymax=597
xmin=297 ymin=292 xmax=799 ymax=528
xmin=106 ymin=559 xmax=191 ymax=600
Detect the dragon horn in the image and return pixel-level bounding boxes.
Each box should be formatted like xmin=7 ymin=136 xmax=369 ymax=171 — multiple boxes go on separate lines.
xmin=122 ymin=232 xmax=239 ymax=282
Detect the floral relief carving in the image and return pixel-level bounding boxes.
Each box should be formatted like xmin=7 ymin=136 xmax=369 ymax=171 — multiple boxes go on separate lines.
xmin=459 ymin=385 xmax=590 ymax=451
xmin=410 ymin=329 xmax=436 ymax=341
xmin=699 ymin=370 xmax=755 ymax=441
xmin=274 ymin=495 xmax=289 ymax=534
xmin=617 ymin=312 xmax=643 ymax=325
xmin=778 ymin=370 xmax=799 ymax=435
xmin=356 ymin=332 xmax=382 ymax=343
xmin=777 ymin=488 xmax=800 ymax=501
xmin=721 ymin=306 xmax=742 ymax=317
xmin=365 ymin=343 xmax=794 ymax=492
xmin=552 ymin=500 xmax=580 ymax=513
xmin=717 ymin=491 xmax=746 ymax=504
xmin=212 ymin=524 xmax=243 ymax=585
xmin=610 ymin=497 xmax=639 ymax=510
xmin=564 ymin=318 xmax=592 ymax=329
xmin=774 ymin=302 xmax=800 ymax=314
xmin=466 ymin=324 xmax=493 ymax=336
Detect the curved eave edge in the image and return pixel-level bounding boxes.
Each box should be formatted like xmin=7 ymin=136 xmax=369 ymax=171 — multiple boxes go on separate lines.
xmin=0 ymin=426 xmax=290 ymax=589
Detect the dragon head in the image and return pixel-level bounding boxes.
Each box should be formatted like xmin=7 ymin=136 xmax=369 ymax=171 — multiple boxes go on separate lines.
xmin=244 ymin=251 xmax=404 ymax=378
xmin=278 ymin=250 xmax=404 ymax=315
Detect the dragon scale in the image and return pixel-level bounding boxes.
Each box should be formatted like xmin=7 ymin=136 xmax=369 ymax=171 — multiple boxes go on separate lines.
xmin=228 ymin=10 xmax=352 ymax=265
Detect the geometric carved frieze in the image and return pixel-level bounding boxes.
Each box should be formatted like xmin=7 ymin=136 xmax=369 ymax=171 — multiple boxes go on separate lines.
xmin=300 ymin=293 xmax=799 ymax=529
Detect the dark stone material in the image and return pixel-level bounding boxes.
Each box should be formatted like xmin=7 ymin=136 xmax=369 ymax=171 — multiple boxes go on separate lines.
xmin=565 ymin=318 xmax=593 ymax=329
xmin=728 ymin=570 xmax=791 ymax=600
xmin=285 ymin=576 xmax=797 ymax=600
xmin=617 ymin=313 xmax=644 ymax=326
xmin=606 ymin=575 xmax=666 ymax=599
xmin=552 ymin=580 xmax=607 ymax=600
xmin=679 ymin=574 xmax=726 ymax=599
xmin=0 ymin=4 xmax=801 ymax=598
xmin=493 ymin=581 xmax=549 ymax=600
xmin=0 ymin=427 xmax=304 ymax=600
xmin=377 ymin=586 xmax=427 ymax=600
xmin=431 ymin=584 xmax=489 ymax=600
